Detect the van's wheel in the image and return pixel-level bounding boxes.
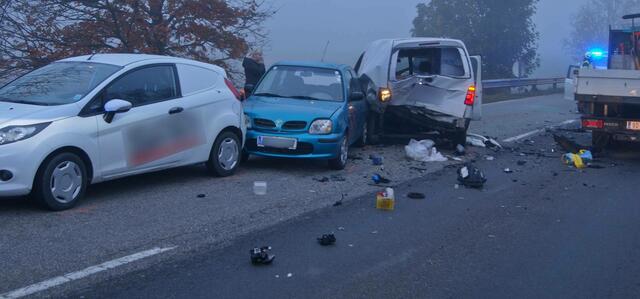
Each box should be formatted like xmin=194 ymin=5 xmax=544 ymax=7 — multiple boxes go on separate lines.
xmin=366 ymin=113 xmax=381 ymax=145
xmin=449 ymin=119 xmax=471 ymax=149
xmin=329 ymin=136 xmax=349 ymax=170
xmin=206 ymin=131 xmax=241 ymax=177
xmin=354 ymin=121 xmax=369 ymax=147
xmin=33 ymin=152 xmax=88 ymax=211
xmin=592 ymin=131 xmax=611 ymax=149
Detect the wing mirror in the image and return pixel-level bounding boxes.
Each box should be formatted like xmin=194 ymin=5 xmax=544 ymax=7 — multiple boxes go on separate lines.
xmin=350 ymin=91 xmax=365 ymax=101
xmin=103 ymin=99 xmax=132 ymax=123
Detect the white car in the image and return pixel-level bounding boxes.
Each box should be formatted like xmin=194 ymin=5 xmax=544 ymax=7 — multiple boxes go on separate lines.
xmin=0 ymin=54 xmax=246 ymax=210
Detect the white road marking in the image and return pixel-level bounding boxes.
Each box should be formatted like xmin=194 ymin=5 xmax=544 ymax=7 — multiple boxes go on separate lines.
xmin=0 ymin=246 xmax=176 ymax=299
xmin=503 ymin=119 xmax=578 ymax=143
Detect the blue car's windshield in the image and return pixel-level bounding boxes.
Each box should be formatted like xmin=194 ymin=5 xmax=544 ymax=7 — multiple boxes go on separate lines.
xmin=254 ymin=66 xmax=344 ymax=102
xmin=0 ymin=62 xmax=121 ymax=106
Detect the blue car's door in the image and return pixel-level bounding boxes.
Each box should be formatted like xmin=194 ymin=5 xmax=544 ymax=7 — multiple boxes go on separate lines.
xmin=345 ymin=69 xmax=367 ymax=143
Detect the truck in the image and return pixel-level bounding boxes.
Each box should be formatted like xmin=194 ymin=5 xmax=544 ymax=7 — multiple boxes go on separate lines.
xmin=576 ymin=13 xmax=640 ymax=148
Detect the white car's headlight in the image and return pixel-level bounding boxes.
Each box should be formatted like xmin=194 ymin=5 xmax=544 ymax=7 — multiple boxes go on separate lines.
xmin=244 ymin=114 xmax=252 ymax=129
xmin=309 ymin=119 xmax=333 ymax=135
xmin=0 ymin=123 xmax=50 ymax=146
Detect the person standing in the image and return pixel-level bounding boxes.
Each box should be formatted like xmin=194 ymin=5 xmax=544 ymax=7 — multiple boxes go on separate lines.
xmin=242 ymin=51 xmax=266 ymax=96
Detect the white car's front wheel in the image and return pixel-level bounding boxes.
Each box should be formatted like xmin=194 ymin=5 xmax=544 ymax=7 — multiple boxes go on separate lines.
xmin=34 ymin=152 xmax=88 ymax=211
xmin=206 ymin=131 xmax=241 ymax=177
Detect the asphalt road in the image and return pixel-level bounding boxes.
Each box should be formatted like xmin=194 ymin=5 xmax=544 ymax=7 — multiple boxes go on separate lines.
xmin=0 ymin=94 xmax=586 ymax=298
xmin=77 ymin=125 xmax=640 ymax=299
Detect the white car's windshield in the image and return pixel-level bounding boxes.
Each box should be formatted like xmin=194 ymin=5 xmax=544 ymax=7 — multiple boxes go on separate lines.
xmin=0 ymin=62 xmax=121 ymax=106
xmin=254 ymin=66 xmax=344 ymax=102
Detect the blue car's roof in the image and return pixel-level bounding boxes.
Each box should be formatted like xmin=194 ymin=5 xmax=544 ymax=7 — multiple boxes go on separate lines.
xmin=273 ymin=61 xmax=350 ymax=71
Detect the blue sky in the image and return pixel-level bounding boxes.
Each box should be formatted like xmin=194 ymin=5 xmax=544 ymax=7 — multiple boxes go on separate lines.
xmin=262 ymin=0 xmax=587 ymax=77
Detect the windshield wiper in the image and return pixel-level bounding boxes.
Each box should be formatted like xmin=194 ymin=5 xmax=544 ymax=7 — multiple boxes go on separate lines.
xmin=253 ymin=92 xmax=286 ymax=98
xmin=289 ymin=95 xmax=325 ymax=101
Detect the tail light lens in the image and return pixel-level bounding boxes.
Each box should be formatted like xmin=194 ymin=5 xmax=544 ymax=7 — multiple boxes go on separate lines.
xmin=465 ymin=85 xmax=476 ymax=106
xmin=379 ymin=88 xmax=392 ymax=102
xmin=224 ymin=78 xmax=242 ymax=101
xmin=582 ymin=119 xmax=604 ymax=129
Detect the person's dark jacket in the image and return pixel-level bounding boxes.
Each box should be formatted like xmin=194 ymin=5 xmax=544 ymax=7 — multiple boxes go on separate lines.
xmin=242 ymin=57 xmax=266 ymax=88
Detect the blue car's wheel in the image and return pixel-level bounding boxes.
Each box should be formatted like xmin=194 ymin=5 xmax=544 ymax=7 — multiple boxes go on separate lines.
xmin=328 ymin=136 xmax=348 ymax=170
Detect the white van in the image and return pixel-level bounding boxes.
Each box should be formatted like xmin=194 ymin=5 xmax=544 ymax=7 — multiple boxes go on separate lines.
xmin=355 ymin=38 xmax=482 ymax=146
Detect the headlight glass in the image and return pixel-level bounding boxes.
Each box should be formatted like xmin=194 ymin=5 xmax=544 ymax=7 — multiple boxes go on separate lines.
xmin=309 ymin=119 xmax=332 ymax=135
xmin=244 ymin=114 xmax=252 ymax=129
xmin=0 ymin=123 xmax=50 ymax=145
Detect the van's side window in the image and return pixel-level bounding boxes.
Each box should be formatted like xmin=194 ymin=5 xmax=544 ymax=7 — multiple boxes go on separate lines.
xmin=104 ymin=65 xmax=178 ymax=107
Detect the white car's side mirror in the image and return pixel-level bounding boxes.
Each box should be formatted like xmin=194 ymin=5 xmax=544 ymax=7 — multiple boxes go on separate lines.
xmin=103 ymin=99 xmax=132 ymax=123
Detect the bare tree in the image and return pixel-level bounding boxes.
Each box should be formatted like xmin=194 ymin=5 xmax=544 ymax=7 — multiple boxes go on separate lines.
xmin=0 ymin=0 xmax=273 ymax=82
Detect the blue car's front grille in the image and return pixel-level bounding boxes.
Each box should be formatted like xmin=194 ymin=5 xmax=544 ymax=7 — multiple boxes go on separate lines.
xmin=282 ymin=121 xmax=307 ymax=130
xmin=254 ymin=118 xmax=276 ymax=129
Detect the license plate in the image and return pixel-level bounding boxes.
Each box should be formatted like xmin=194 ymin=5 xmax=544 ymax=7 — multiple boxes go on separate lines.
xmin=626 ymin=121 xmax=640 ymax=131
xmin=257 ymin=136 xmax=297 ymax=150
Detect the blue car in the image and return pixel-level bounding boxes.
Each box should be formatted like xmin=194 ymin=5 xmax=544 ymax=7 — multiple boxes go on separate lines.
xmin=243 ymin=62 xmax=369 ymax=169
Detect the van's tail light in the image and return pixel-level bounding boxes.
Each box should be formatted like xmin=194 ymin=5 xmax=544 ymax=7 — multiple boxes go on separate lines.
xmin=379 ymin=88 xmax=392 ymax=102
xmin=225 ymin=78 xmax=242 ymax=101
xmin=582 ymin=119 xmax=604 ymax=129
xmin=465 ymin=85 xmax=476 ymax=106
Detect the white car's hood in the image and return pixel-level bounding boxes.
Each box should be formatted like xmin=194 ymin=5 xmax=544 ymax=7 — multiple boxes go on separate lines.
xmin=0 ymin=101 xmax=77 ymax=127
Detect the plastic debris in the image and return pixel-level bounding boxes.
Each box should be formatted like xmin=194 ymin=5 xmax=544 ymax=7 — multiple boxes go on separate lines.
xmin=485 ymin=156 xmax=495 ymax=161
xmin=457 ymin=164 xmax=487 ymax=188
xmin=376 ymin=188 xmax=395 ymax=210
xmin=337 ymin=226 xmax=345 ymax=231
xmin=253 ymin=181 xmax=267 ymax=195
xmin=287 ymin=273 xmax=293 ymax=278
xmin=317 ymin=234 xmax=337 ymax=246
xmin=467 ymin=133 xmax=503 ymax=150
xmin=372 ymin=174 xmax=391 ymax=184
xmin=405 ymin=139 xmax=447 ymax=162
xmin=504 ymin=168 xmax=513 ymax=173
xmin=407 ymin=192 xmax=426 ymax=199
xmin=369 ymin=154 xmax=384 ymax=165
xmin=563 ymin=150 xmax=592 ymax=169
xmin=197 ymin=194 xmax=206 ymax=198
xmin=250 ymin=246 xmax=275 ymax=265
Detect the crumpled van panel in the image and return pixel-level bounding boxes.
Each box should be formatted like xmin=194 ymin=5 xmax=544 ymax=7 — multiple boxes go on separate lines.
xmin=389 ymin=75 xmax=469 ymax=118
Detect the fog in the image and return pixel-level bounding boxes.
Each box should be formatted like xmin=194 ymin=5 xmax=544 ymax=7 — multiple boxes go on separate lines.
xmin=264 ymin=0 xmax=588 ymax=78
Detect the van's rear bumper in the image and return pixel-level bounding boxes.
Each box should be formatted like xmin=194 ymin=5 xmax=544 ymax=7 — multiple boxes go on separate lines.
xmin=581 ymin=116 xmax=640 ymax=141
xmin=381 ymin=105 xmax=467 ymax=134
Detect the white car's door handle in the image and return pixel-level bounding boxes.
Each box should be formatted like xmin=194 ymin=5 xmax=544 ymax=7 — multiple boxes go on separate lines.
xmin=169 ymin=107 xmax=184 ymax=115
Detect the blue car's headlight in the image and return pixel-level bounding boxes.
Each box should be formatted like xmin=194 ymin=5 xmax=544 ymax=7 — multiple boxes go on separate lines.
xmin=0 ymin=122 xmax=50 ymax=146
xmin=309 ymin=119 xmax=332 ymax=135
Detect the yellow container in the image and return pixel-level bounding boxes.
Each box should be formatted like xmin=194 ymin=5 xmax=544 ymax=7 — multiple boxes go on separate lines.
xmin=376 ymin=192 xmax=395 ymax=211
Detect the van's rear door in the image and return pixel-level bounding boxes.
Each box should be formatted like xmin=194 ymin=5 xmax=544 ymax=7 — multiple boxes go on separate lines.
xmin=470 ymin=56 xmax=483 ymax=120
xmin=388 ymin=42 xmax=474 ymax=119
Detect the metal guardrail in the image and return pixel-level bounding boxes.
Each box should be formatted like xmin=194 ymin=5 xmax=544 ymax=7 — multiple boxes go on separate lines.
xmin=482 ymin=77 xmax=564 ymax=89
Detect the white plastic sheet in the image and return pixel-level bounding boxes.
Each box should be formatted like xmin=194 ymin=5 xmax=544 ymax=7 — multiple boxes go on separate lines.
xmin=405 ymin=139 xmax=448 ymax=162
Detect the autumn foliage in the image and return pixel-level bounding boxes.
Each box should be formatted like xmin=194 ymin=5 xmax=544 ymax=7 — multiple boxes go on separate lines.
xmin=0 ymin=0 xmax=272 ymax=81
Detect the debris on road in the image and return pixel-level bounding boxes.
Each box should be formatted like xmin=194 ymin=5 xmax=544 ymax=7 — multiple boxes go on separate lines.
xmin=455 ymin=144 xmax=466 ymax=156
xmin=405 ymin=139 xmax=447 ymax=162
xmin=407 ymin=192 xmax=426 ymax=199
xmin=317 ymin=234 xmax=337 ymax=246
xmin=250 ymin=246 xmax=275 ymax=265
xmin=313 ymin=177 xmax=329 ymax=183
xmin=333 ymin=194 xmax=345 ymax=207
xmin=563 ymin=150 xmax=592 ymax=169
xmin=372 ymin=174 xmax=392 ymax=184
xmin=467 ymin=133 xmax=503 ymax=150
xmin=376 ymin=188 xmax=396 ymax=211
xmin=517 ymin=160 xmax=527 ymax=166
xmin=457 ymin=164 xmax=487 ymax=188
xmin=369 ymin=154 xmax=384 ymax=165
xmin=197 ymin=194 xmax=206 ymax=198
xmin=337 ymin=226 xmax=345 ymax=231
xmin=553 ymin=134 xmax=582 ymax=153
xmin=287 ymin=273 xmax=293 ymax=278
xmin=330 ymin=174 xmax=346 ymax=182
xmin=253 ymin=181 xmax=267 ymax=196
xmin=504 ymin=168 xmax=513 ymax=174
xmin=485 ymin=156 xmax=495 ymax=161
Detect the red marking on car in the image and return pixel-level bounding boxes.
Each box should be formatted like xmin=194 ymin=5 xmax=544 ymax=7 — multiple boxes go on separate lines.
xmin=129 ymin=136 xmax=201 ymax=166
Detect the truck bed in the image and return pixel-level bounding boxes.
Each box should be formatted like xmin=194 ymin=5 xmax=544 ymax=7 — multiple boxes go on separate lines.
xmin=576 ymin=69 xmax=640 ymax=98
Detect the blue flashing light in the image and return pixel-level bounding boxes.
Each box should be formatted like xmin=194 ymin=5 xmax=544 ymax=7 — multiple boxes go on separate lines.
xmin=587 ymin=48 xmax=608 ymax=60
